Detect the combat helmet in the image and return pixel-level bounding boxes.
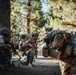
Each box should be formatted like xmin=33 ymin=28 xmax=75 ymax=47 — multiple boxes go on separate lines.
xmin=0 ymin=27 xmax=10 ymax=37
xmin=32 ymin=32 xmax=39 ymax=37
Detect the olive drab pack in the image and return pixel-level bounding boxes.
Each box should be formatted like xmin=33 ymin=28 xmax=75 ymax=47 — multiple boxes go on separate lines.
xmin=71 ymin=33 xmax=76 ymax=56
xmin=42 ymin=46 xmax=49 ymax=57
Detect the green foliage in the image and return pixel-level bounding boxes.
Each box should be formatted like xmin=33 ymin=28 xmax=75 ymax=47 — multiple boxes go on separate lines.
xmin=48 ymin=0 xmax=76 ymax=30
xmin=11 ymin=0 xmax=46 ymax=33
xmin=32 ymin=10 xmax=46 ymax=28
xmin=11 ymin=0 xmax=47 ymax=42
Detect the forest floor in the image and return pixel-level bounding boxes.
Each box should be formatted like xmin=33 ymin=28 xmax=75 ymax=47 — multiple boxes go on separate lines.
xmin=0 ymin=43 xmax=76 ymax=75
xmin=0 ymin=56 xmax=76 ymax=75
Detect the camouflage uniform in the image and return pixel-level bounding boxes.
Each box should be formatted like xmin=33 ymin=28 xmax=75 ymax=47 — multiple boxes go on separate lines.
xmin=60 ymin=61 xmax=71 ymax=75
xmin=59 ymin=32 xmax=76 ymax=75
xmin=19 ymin=33 xmax=38 ymax=66
xmin=0 ymin=27 xmax=16 ymax=70
xmin=26 ymin=33 xmax=38 ymax=66
xmin=43 ymin=30 xmax=76 ymax=75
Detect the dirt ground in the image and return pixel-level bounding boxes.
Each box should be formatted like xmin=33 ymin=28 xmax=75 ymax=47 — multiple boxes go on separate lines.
xmin=0 ymin=56 xmax=76 ymax=75
xmin=0 ymin=44 xmax=76 ymax=75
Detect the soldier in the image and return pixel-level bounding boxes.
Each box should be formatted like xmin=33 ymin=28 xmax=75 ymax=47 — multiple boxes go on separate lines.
xmin=60 ymin=31 xmax=76 ymax=75
xmin=0 ymin=27 xmax=17 ymax=70
xmin=19 ymin=34 xmax=29 ymax=52
xmin=31 ymin=33 xmax=39 ymax=59
xmin=43 ymin=29 xmax=76 ymax=75
xmin=19 ymin=33 xmax=39 ymax=67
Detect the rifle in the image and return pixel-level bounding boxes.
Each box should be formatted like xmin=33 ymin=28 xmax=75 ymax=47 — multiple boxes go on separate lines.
xmin=37 ymin=42 xmax=45 ymax=49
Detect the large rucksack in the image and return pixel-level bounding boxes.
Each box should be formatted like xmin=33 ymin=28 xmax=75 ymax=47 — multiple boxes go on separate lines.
xmin=43 ymin=30 xmax=65 ymax=57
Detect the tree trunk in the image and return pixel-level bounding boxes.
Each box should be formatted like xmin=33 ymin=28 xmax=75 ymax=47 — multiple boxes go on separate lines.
xmin=0 ymin=0 xmax=10 ymax=29
xmin=26 ymin=0 xmax=31 ymax=34
xmin=0 ymin=0 xmax=10 ymax=41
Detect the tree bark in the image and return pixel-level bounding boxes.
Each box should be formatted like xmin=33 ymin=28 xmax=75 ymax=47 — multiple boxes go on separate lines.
xmin=0 ymin=0 xmax=10 ymax=29
xmin=0 ymin=0 xmax=10 ymax=41
xmin=26 ymin=0 xmax=31 ymax=34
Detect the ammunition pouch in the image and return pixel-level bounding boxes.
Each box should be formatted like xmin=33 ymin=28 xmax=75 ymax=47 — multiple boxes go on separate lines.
xmin=42 ymin=46 xmax=49 ymax=57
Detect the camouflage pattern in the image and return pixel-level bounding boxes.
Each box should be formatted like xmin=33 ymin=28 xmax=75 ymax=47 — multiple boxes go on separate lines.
xmin=19 ymin=33 xmax=38 ymax=66
xmin=0 ymin=27 xmax=17 ymax=70
xmin=60 ymin=32 xmax=76 ymax=75
xmin=43 ymin=30 xmax=76 ymax=75
xmin=60 ymin=61 xmax=71 ymax=75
